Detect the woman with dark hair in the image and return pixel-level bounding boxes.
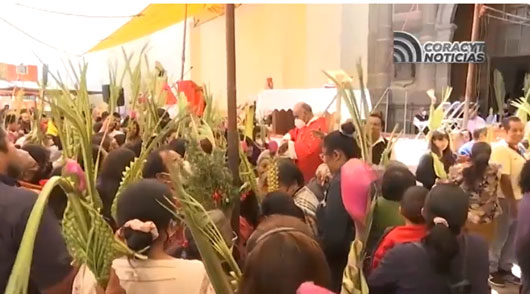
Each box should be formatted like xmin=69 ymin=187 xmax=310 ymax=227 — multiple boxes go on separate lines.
xmin=126 ymin=120 xmax=141 ymax=146
xmin=169 ymin=138 xmax=188 ymax=158
xmin=96 ymin=148 xmax=136 ymax=229
xmin=368 ymin=184 xmax=489 ymax=294
xmin=261 ymin=191 xmax=305 ymax=221
xmin=316 ymin=122 xmax=360 ymax=292
xmin=448 ymin=142 xmax=501 ymax=243
xmin=416 ymin=129 xmax=456 ymax=189
xmin=106 ymin=179 xmax=213 ymax=294
xmin=516 ymin=160 xmax=530 ymax=294
xmin=274 ymin=159 xmax=319 ymax=235
xmin=240 ymin=215 xmax=331 ymax=294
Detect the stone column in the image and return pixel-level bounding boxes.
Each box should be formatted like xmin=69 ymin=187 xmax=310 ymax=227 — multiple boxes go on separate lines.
xmin=367 ymin=4 xmax=393 ymax=105
xmin=435 ymin=23 xmax=457 ymax=91
xmin=416 ymin=4 xmax=437 ymax=93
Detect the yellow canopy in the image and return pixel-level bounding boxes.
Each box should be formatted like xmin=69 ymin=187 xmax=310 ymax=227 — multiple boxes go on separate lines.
xmin=88 ymin=4 xmax=226 ymax=52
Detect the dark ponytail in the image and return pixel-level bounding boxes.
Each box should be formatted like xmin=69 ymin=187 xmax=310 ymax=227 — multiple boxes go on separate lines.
xmin=422 ymin=184 xmax=469 ymax=274
xmin=462 ymin=142 xmax=491 ymax=187
xmin=424 ymin=223 xmax=460 ymax=273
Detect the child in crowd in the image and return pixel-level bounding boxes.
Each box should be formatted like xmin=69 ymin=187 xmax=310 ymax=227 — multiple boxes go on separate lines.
xmin=368 ymin=184 xmax=490 ymax=294
xmin=366 ymin=165 xmax=417 ymax=255
xmin=371 ymin=186 xmax=428 ymax=270
xmin=106 ymin=179 xmax=213 ymax=294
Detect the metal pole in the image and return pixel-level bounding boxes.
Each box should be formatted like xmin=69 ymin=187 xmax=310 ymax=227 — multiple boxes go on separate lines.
xmin=225 ymin=4 xmax=240 ymax=247
xmin=463 ymin=3 xmax=482 ymax=129
xmin=226 ymin=4 xmax=239 ymax=182
xmin=385 ymin=88 xmax=390 ymax=132
xmin=403 ymin=89 xmax=408 ymax=133
xmin=180 ymin=4 xmax=188 ymax=81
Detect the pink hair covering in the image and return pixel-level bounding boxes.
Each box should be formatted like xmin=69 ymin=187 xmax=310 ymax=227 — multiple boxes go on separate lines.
xmin=122 ymin=219 xmax=159 ymax=240
xmin=268 ymin=140 xmax=278 ymax=153
xmin=297 ymin=282 xmax=335 ymax=294
xmin=241 ymin=141 xmax=249 ymax=152
xmin=63 ymin=159 xmax=87 ymax=192
xmin=341 ymin=159 xmax=377 ymax=228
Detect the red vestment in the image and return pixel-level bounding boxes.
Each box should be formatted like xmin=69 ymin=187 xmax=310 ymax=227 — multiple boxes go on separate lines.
xmin=288 ymin=117 xmax=328 ymax=183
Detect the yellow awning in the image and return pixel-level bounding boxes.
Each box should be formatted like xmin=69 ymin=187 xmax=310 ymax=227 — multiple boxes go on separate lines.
xmin=88 ymin=4 xmax=226 ymax=52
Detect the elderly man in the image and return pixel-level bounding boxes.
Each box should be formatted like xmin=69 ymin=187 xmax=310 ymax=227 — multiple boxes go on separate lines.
xmin=283 ymin=102 xmax=328 ymax=182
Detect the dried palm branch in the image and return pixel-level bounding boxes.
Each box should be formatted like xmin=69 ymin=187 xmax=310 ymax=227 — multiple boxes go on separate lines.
xmin=493 ymin=69 xmax=506 ymax=116
xmin=266 ymin=159 xmax=280 ymax=192
xmin=341 ymin=240 xmax=369 ymax=294
xmin=426 ymin=87 xmax=452 ymax=133
xmin=24 ymin=82 xmax=47 ymax=145
xmin=323 ymin=60 xmax=372 ymax=163
xmin=239 ymin=146 xmax=258 ymax=196
xmin=379 ymin=124 xmax=403 ymax=167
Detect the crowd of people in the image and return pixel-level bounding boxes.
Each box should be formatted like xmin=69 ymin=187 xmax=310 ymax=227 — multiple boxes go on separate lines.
xmin=1 ymin=100 xmax=530 ymax=294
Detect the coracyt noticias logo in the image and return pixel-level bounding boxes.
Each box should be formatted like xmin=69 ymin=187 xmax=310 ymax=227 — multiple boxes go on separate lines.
xmin=393 ymin=31 xmax=486 ymax=64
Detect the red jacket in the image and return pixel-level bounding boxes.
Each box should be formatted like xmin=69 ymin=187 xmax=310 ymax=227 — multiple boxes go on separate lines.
xmin=371 ymin=224 xmax=427 ymax=270
xmin=288 ymin=117 xmax=328 ymax=182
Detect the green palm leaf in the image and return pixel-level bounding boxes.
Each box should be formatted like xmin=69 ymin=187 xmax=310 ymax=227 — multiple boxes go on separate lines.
xmin=160 ymin=164 xmax=240 ymax=294
xmin=6 ymin=177 xmax=67 ymax=294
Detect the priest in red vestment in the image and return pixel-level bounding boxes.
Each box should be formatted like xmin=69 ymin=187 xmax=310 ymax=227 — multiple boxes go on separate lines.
xmin=284 ymin=102 xmax=328 ymax=183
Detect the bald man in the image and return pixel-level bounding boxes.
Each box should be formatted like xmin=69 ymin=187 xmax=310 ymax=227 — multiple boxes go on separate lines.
xmin=284 ymin=103 xmax=328 ymax=182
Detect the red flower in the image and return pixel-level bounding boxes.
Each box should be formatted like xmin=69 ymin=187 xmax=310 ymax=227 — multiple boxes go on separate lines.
xmin=240 ymin=191 xmax=250 ymax=201
xmin=213 ymin=191 xmax=222 ymax=202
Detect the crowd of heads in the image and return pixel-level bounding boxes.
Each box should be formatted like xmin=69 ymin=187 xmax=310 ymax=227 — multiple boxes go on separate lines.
xmin=2 ymin=96 xmax=530 ymax=294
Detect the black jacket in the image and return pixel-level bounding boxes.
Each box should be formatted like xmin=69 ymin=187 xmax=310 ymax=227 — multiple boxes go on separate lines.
xmin=316 ymin=172 xmax=355 ymax=292
xmin=372 ymin=138 xmax=390 ymax=165
xmin=416 ymin=153 xmax=437 ymax=189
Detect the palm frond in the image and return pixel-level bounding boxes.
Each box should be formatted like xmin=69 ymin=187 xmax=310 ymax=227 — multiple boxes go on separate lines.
xmin=512 ymin=88 xmax=530 ymax=125
xmin=379 ymin=124 xmax=403 ymax=167
xmin=493 ymin=69 xmax=506 ymax=116
xmin=162 ymin=164 xmax=240 ymax=294
xmin=6 ymin=177 xmax=66 ymax=294
xmin=111 ymin=115 xmax=181 ymax=220
xmin=323 ymin=61 xmax=372 ymax=163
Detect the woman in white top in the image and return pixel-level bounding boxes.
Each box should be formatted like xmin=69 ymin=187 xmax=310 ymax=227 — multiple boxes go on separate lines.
xmin=106 ymin=179 xmax=213 ymax=294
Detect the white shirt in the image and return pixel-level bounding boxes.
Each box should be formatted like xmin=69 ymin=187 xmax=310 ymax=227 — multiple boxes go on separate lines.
xmin=490 ymin=140 xmax=527 ymax=200
xmin=466 ymin=116 xmax=486 ymax=133
xmin=112 ymin=258 xmax=214 ymax=294
xmin=109 ymin=130 xmax=125 ymax=138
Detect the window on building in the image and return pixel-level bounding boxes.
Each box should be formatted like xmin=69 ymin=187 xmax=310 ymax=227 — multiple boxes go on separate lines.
xmin=16 ymin=65 xmax=28 ymax=75
xmin=394 ymin=63 xmax=416 ymax=81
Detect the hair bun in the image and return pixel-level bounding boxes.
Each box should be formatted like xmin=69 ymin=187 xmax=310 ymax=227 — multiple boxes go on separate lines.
xmin=123 ymin=227 xmax=155 ymax=252
xmin=339 ymin=122 xmax=355 ymax=137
